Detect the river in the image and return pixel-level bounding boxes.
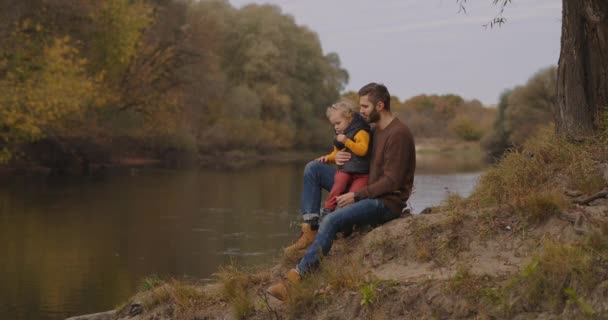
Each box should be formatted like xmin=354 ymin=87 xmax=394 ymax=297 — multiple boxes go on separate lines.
xmin=0 ymin=153 xmax=484 ymax=320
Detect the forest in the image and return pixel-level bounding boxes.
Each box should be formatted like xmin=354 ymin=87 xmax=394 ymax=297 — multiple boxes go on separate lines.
xmin=0 ymin=0 xmax=552 ymax=171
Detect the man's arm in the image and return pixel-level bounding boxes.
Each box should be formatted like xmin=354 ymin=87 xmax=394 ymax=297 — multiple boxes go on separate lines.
xmin=334 ymin=149 xmax=351 ymax=166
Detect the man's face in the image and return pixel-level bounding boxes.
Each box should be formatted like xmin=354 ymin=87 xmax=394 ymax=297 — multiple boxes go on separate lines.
xmin=359 ymin=95 xmax=380 ymax=123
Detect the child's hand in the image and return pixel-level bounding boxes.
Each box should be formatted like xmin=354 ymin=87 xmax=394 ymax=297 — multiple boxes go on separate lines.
xmin=316 ymin=155 xmax=329 ymax=163
xmin=336 ymin=134 xmax=347 ymax=143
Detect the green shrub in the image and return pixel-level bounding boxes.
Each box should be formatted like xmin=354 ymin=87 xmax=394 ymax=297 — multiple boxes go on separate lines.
xmin=450 ymin=117 xmax=484 ymax=141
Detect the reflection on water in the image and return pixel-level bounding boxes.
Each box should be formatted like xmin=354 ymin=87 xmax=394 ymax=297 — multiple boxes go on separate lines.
xmin=411 ymin=173 xmax=480 ymax=212
xmin=416 ymin=151 xmax=485 ymax=174
xmin=0 ymin=153 xmax=484 ymax=320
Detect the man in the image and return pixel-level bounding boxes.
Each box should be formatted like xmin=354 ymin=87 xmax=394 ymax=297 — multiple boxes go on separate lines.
xmin=268 ymin=83 xmax=416 ymax=300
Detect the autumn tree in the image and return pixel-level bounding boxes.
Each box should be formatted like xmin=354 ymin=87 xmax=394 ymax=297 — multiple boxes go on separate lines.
xmin=481 ymin=89 xmax=512 ymax=160
xmin=0 ymin=19 xmax=97 ymax=163
xmin=0 ymin=0 xmax=349 ymax=168
xmin=504 ymin=66 xmax=557 ymax=145
xmin=393 ymin=94 xmax=494 ymax=141
xmin=480 ymin=66 xmax=557 ymax=160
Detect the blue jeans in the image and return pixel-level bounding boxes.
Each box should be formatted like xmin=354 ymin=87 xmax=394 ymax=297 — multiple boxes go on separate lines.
xmin=300 ymin=161 xmax=336 ymax=221
xmin=297 ymin=198 xmax=397 ymax=274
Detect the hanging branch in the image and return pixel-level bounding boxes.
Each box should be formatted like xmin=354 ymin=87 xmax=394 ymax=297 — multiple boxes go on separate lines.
xmin=455 ymin=0 xmax=512 ymax=28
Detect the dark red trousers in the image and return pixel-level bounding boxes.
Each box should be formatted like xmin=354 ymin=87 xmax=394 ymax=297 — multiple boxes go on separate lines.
xmin=324 ymin=171 xmax=369 ymax=211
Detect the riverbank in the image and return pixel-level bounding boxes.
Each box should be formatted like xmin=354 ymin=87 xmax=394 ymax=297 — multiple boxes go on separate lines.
xmin=71 ymin=189 xmax=608 ymax=320
xmin=415 ymin=138 xmax=482 ymax=155
xmin=0 ymin=151 xmax=319 ymax=177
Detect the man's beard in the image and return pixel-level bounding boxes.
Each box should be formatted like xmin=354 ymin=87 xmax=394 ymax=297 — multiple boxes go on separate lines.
xmin=366 ymin=108 xmax=380 ymax=123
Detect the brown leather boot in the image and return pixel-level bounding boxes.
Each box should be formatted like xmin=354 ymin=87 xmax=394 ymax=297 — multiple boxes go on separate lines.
xmin=266 ymin=269 xmax=301 ymax=301
xmin=283 ymin=223 xmax=317 ymax=255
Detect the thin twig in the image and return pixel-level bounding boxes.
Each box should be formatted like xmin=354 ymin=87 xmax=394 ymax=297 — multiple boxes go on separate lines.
xmin=574 ymin=189 xmax=608 ymax=205
xmin=257 ymin=289 xmax=281 ymax=320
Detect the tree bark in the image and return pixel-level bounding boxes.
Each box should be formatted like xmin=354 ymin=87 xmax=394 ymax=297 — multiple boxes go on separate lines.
xmin=556 ymin=0 xmax=608 ymax=140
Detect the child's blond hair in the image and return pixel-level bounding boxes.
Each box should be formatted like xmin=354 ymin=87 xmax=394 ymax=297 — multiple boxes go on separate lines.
xmin=326 ymin=99 xmax=356 ymax=120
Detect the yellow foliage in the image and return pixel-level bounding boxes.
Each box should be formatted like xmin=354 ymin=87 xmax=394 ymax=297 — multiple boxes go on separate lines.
xmin=450 ymin=116 xmax=484 ymax=141
xmin=0 ymin=31 xmax=97 ymax=162
xmin=92 ymin=0 xmax=153 ymax=78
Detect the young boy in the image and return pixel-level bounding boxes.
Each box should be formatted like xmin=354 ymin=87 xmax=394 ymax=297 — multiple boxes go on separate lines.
xmin=317 ymin=100 xmax=371 ymax=216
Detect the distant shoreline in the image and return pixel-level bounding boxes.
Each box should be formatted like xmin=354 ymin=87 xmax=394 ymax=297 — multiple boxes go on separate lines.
xmin=0 ymin=140 xmax=483 ymax=176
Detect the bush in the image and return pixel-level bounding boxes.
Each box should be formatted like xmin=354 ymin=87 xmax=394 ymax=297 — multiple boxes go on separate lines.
xmin=481 ymin=67 xmax=556 ymax=157
xmin=450 ymin=117 xmax=484 ymax=141
xmin=470 ymin=125 xmax=608 ymax=231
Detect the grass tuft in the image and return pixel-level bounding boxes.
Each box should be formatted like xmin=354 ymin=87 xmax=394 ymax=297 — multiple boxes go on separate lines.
xmin=518 ymin=189 xmax=567 ymax=225
xmin=135 ymin=279 xmax=214 ymax=318
xmin=471 ymin=126 xmax=606 ymax=229
xmin=215 ymin=262 xmax=269 ymax=319
xmin=140 ymin=274 xmax=164 ymax=291
xmin=286 ymin=255 xmax=368 ymax=317
xmin=503 ymin=229 xmax=608 ymax=317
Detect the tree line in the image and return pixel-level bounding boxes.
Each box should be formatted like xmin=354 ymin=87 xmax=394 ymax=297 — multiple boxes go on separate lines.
xmin=481 ymin=66 xmax=557 ymax=161
xmin=0 ymin=0 xmax=347 ymax=170
xmin=0 ymin=0 xmax=565 ymax=172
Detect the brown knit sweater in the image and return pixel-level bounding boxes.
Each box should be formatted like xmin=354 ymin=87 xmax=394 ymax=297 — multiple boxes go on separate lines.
xmin=355 ymin=117 xmax=416 ymax=216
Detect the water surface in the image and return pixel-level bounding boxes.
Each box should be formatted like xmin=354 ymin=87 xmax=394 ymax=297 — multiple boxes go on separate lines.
xmin=0 ymin=153 xmax=483 ymax=320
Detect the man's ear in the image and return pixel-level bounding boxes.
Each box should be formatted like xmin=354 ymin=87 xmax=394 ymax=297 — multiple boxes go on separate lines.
xmin=376 ymin=101 xmax=385 ymax=111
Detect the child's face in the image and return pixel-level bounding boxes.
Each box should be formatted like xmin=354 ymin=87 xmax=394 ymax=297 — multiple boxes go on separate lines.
xmin=328 ymin=111 xmax=351 ymax=134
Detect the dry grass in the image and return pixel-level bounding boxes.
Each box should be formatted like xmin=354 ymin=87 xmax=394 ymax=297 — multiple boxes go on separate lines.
xmin=518 ymin=189 xmax=568 ymax=225
xmin=410 ymin=207 xmax=469 ymax=266
xmin=502 ymin=226 xmax=608 ymax=318
xmin=470 ymin=126 xmax=606 ymax=229
xmin=439 ymin=226 xmax=608 ymax=318
xmin=447 ymin=264 xmax=505 ymax=306
xmin=286 ymin=254 xmax=369 ymax=318
xmin=418 ymin=124 xmax=608 ymax=318
xmin=413 ymin=195 xmax=470 ymax=265
xmin=215 ymin=262 xmax=271 ymax=319
xmin=134 ymin=278 xmax=218 ymax=319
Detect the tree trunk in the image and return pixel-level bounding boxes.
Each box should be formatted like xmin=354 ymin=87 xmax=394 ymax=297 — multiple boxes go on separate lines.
xmin=556 ymin=0 xmax=608 ymax=140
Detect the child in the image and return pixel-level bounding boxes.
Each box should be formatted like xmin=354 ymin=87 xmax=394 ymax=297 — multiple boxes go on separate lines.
xmin=317 ymin=100 xmax=371 ymax=217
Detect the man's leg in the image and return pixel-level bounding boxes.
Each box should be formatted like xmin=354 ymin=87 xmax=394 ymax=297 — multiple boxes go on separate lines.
xmin=296 ymin=198 xmax=398 ymax=274
xmin=284 ymin=161 xmax=335 ymax=255
xmin=323 ymin=171 xmax=352 ymax=211
xmin=269 ymin=199 xmax=397 ymax=301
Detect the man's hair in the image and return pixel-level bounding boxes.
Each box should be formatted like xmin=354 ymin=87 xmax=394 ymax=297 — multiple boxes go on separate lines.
xmin=358 ymin=82 xmax=390 ymax=111
xmin=326 ymin=99 xmax=355 ymax=120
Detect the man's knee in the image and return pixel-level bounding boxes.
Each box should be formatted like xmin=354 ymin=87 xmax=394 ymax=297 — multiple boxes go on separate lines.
xmin=318 ymin=212 xmax=341 ymax=234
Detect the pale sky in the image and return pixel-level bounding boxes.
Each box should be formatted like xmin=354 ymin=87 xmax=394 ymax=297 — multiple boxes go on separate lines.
xmin=228 ymin=0 xmax=562 ymax=106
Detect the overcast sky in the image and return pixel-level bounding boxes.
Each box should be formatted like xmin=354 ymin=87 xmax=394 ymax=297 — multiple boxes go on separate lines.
xmin=228 ymin=0 xmax=562 ymax=106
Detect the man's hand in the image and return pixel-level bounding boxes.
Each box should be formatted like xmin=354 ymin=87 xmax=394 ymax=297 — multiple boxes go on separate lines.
xmin=334 ymin=149 xmax=351 ymax=166
xmin=336 ymin=134 xmax=347 ymax=143
xmin=336 ymin=192 xmax=355 ymax=207
xmin=315 ymin=155 xmax=329 ymax=163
